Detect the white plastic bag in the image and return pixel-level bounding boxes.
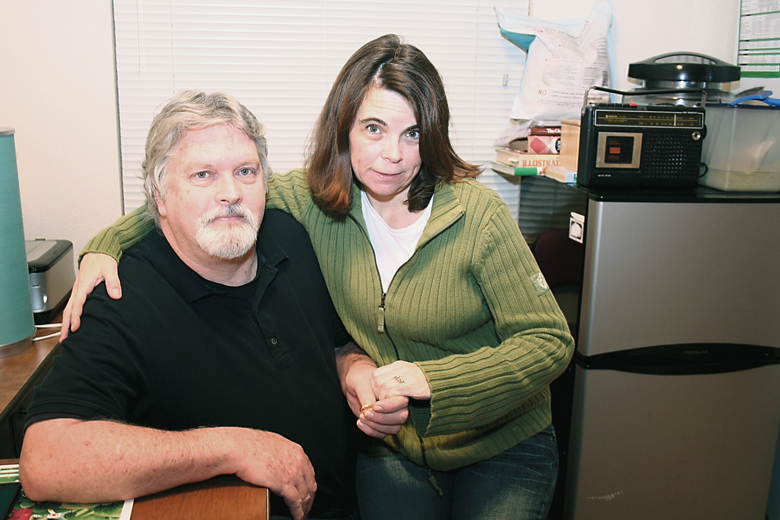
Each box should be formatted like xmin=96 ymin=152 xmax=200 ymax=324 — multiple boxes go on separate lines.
xmin=496 ymin=0 xmax=613 ymax=121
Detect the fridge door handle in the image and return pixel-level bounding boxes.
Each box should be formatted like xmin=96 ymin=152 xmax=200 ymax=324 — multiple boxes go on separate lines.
xmin=575 ymin=343 xmax=780 ymax=375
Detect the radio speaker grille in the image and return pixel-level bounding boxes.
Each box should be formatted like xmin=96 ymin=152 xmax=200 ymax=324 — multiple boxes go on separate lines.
xmin=641 ymin=131 xmax=702 ymax=180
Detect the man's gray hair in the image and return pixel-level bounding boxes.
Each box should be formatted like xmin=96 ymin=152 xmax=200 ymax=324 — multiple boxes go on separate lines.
xmin=142 ymin=90 xmax=270 ymax=225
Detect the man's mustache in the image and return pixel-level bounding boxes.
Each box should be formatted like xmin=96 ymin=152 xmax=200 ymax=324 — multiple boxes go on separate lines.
xmin=199 ymin=204 xmax=257 ymax=226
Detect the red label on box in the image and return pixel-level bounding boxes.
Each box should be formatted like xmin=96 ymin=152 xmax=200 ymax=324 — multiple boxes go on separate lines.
xmin=528 ymin=135 xmax=561 ymax=154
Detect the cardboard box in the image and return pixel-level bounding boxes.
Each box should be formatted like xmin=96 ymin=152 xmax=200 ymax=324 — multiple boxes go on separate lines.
xmin=560 ymin=119 xmax=580 ymax=172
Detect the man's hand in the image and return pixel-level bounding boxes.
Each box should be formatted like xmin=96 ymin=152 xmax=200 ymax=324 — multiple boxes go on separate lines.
xmin=347 ymin=361 xmax=409 ymax=438
xmin=230 ymin=430 xmax=317 ymax=520
xmin=336 ymin=343 xmax=409 ymax=438
xmin=61 ymin=253 xmax=122 ymax=341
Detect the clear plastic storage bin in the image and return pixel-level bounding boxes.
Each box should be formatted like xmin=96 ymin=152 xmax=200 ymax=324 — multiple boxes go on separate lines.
xmin=699 ymin=104 xmax=780 ymax=192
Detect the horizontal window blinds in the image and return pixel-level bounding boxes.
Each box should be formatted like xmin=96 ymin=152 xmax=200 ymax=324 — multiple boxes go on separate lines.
xmin=517 ymin=176 xmax=587 ymax=244
xmin=113 ymin=0 xmax=531 ymax=219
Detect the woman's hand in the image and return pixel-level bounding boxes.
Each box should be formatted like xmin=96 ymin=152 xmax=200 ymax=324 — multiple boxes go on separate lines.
xmin=371 ymin=360 xmax=431 ymax=401
xmin=354 ymin=361 xmax=430 ymax=437
xmin=336 ymin=344 xmax=410 ymax=438
xmin=60 ymin=253 xmax=122 ymax=341
xmin=349 ymin=361 xmax=409 ymax=438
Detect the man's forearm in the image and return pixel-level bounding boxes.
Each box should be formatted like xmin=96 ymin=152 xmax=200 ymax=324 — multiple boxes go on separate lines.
xmin=20 ymin=418 xmax=239 ymax=503
xmin=335 ymin=341 xmax=377 ymax=395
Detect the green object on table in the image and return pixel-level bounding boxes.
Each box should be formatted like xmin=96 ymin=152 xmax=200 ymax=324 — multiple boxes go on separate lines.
xmin=0 ymin=128 xmax=35 ymax=357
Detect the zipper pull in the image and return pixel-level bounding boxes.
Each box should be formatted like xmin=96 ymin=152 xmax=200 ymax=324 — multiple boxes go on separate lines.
xmin=377 ymin=293 xmax=386 ymax=334
xmin=427 ymin=469 xmax=444 ymax=497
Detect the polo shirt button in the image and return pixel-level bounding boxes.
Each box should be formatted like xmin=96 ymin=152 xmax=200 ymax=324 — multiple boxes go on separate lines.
xmin=271 ymin=337 xmax=278 ymax=345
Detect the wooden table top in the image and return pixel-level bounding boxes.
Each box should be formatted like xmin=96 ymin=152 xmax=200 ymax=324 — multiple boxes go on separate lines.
xmin=0 ymin=323 xmax=61 ymax=423
xmin=1 ymin=460 xmax=269 ymax=519
xmin=132 ymin=475 xmax=269 ymax=519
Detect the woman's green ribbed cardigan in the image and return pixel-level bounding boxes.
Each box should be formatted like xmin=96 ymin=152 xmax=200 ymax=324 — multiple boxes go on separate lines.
xmin=82 ymin=169 xmax=574 ymax=472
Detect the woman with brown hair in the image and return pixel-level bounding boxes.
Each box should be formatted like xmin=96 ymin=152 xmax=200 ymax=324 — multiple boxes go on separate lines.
xmin=64 ymin=34 xmax=573 ymax=519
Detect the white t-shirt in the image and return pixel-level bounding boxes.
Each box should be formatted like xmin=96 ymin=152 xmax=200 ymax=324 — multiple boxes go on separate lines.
xmin=361 ymin=190 xmax=433 ymax=293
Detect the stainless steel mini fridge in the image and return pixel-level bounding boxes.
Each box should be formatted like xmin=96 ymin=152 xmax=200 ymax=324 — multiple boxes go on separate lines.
xmin=561 ymin=188 xmax=780 ymax=520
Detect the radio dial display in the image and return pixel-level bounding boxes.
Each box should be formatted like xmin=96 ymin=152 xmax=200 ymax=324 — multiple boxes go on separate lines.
xmin=595 ymin=109 xmax=703 ymax=128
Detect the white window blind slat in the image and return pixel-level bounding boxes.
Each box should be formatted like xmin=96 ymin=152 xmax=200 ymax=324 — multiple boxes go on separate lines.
xmin=114 ymin=0 xmax=531 ymax=219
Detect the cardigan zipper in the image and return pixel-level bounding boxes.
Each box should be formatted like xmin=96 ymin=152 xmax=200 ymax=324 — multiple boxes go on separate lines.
xmin=420 ymin=437 xmax=444 ymax=496
xmin=377 ymin=292 xmax=386 ymax=334
xmin=350 ymin=194 xmax=462 ymax=338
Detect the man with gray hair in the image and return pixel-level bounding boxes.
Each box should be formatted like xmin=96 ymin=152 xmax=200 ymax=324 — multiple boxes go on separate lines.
xmin=19 ymin=91 xmax=359 ymax=520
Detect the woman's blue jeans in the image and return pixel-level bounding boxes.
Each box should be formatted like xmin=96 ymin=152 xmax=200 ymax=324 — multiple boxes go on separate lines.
xmin=356 ymin=424 xmax=558 ymax=520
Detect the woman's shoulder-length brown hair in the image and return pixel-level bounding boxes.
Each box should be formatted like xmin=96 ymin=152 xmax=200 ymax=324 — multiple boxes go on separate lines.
xmin=305 ymin=34 xmax=481 ymax=217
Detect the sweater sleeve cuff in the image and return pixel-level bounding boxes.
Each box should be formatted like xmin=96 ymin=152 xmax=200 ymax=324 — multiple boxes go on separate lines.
xmin=409 ymin=399 xmax=432 ymax=437
xmin=79 ymin=234 xmax=124 ymax=264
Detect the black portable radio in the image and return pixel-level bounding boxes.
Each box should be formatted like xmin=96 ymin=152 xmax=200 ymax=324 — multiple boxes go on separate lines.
xmin=577 ymin=87 xmax=706 ymax=189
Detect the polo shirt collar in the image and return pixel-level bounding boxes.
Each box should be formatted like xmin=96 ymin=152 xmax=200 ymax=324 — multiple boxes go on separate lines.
xmin=143 ymin=223 xmax=288 ymax=306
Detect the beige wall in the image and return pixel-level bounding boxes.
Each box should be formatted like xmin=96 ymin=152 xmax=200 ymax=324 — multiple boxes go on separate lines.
xmin=0 ymin=1 xmax=121 ymax=270
xmin=0 ymin=0 xmax=743 ymax=271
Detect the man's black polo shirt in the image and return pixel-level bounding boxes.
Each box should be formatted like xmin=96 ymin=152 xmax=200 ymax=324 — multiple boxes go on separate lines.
xmin=27 ymin=209 xmax=358 ymax=518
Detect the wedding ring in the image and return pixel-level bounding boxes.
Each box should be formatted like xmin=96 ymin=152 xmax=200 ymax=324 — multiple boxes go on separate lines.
xmin=394 ymin=375 xmax=405 ymax=384
xmin=360 ymin=403 xmax=373 ymax=412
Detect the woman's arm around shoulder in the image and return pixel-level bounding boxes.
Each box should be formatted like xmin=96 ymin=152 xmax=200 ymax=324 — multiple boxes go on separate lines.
xmin=265 ymin=169 xmax=318 ymax=222
xmin=80 ymin=205 xmax=155 ymax=263
xmin=60 ymin=206 xmax=154 ymax=340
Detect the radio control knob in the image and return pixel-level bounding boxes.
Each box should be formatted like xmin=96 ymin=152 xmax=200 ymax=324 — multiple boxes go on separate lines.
xmin=692 ymin=131 xmax=702 ymax=141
